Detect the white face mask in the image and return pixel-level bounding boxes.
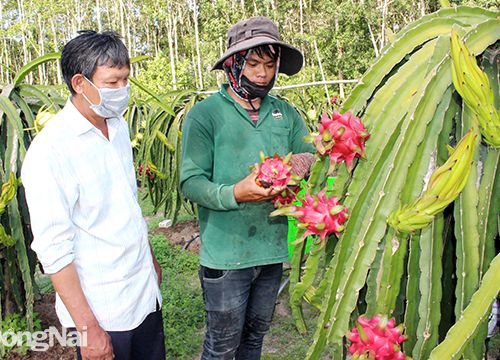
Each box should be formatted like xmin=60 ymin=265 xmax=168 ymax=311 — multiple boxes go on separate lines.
xmin=82 ymin=77 xmax=130 ymax=118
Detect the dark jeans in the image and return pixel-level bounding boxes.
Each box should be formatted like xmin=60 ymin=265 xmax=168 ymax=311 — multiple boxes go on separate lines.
xmin=199 ymin=263 xmax=283 ymax=360
xmin=75 ymin=306 xmax=165 ymax=360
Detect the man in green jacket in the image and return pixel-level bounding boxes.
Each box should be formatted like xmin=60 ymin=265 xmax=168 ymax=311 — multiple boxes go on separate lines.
xmin=180 ymin=16 xmax=314 ymax=359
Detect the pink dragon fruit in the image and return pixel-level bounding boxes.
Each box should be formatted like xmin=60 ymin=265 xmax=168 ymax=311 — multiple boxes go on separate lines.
xmin=272 ymin=189 xmax=348 ymax=240
xmin=348 ymin=315 xmax=409 ymax=360
xmin=312 ymin=111 xmax=370 ymax=169
xmin=255 ymin=152 xmax=294 ymax=188
xmin=137 ymin=163 xmax=155 ymax=182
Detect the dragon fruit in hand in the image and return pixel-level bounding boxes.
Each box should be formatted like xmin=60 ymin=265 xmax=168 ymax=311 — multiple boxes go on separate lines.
xmin=348 ymin=315 xmax=409 ymax=360
xmin=254 ymin=152 xmax=294 ymax=188
xmin=311 ymin=111 xmax=370 ymax=169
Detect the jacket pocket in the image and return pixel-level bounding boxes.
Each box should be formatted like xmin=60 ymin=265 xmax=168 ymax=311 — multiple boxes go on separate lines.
xmin=271 ymin=127 xmax=291 ymax=155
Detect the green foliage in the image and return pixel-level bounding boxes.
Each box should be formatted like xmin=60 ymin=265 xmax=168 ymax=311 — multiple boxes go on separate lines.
xmin=1 ymin=0 xmax=461 ymax=91
xmin=135 ymin=55 xmax=197 ymax=93
xmin=0 ymin=312 xmax=42 ymax=356
xmin=128 ymin=85 xmax=200 ymax=221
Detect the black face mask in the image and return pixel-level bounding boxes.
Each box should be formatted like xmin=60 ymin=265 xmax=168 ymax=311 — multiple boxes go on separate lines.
xmin=240 ymin=75 xmax=275 ymax=99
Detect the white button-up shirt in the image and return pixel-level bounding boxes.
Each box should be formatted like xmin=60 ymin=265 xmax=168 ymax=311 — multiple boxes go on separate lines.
xmin=22 ymin=99 xmax=161 ymax=331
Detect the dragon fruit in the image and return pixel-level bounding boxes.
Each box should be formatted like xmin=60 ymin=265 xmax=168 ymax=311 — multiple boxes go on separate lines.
xmin=272 ymin=189 xmax=347 ymax=240
xmin=138 ymin=163 xmax=155 ymax=182
xmin=348 ymin=315 xmax=409 ymax=360
xmin=272 ymin=187 xmax=300 ymax=208
xmin=254 ymin=152 xmax=294 ymax=188
xmin=311 ymin=111 xmax=370 ymax=169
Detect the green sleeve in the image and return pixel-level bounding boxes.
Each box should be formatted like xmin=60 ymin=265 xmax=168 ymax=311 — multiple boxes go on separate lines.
xmin=289 ymin=105 xmax=315 ymax=154
xmin=180 ymin=113 xmax=239 ymax=211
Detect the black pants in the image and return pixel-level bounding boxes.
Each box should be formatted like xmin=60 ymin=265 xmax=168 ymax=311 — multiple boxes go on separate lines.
xmin=75 ymin=307 xmax=165 ymax=360
xmin=199 ymin=263 xmax=283 ymax=360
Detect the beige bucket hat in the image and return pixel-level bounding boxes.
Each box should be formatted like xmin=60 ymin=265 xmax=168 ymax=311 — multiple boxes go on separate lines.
xmin=212 ymin=16 xmax=303 ymax=76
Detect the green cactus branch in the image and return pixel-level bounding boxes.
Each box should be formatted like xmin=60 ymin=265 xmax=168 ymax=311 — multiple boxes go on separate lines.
xmin=302 ymin=9 xmax=500 ymax=359
xmin=428 ymin=252 xmax=500 ymax=360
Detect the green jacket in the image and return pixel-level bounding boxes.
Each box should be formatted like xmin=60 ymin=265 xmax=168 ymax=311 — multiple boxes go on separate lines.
xmin=180 ymin=85 xmax=314 ymax=269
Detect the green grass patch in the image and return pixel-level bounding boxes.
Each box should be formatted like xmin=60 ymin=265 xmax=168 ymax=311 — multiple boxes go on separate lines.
xmin=150 ymin=234 xmax=204 ymax=359
xmin=262 ymin=288 xmax=325 ymax=360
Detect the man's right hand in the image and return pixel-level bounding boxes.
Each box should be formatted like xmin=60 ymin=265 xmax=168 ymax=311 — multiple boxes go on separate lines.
xmin=79 ymin=324 xmax=114 ymax=360
xmin=234 ymin=170 xmax=285 ymax=203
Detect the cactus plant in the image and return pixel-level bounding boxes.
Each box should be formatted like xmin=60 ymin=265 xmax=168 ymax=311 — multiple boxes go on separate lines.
xmin=282 ymin=6 xmax=500 ymax=360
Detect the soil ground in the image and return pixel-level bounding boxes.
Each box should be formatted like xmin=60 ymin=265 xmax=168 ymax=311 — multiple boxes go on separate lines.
xmin=154 ymin=219 xmax=200 ymax=254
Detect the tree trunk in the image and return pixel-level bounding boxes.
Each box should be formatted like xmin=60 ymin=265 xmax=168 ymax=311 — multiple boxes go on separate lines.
xmin=380 ymin=0 xmax=389 ymax=49
xmin=96 ymin=0 xmax=102 ymax=32
xmin=174 ymin=4 xmax=179 ymax=62
xmin=420 ymin=0 xmax=426 ymax=16
xmin=125 ymin=0 xmax=132 ymax=57
xmin=167 ymin=7 xmax=177 ymax=90
xmin=313 ymin=40 xmax=330 ymax=102
xmin=299 ymin=0 xmax=304 ymax=36
xmin=192 ymin=0 xmax=203 ymax=89
xmin=50 ymin=19 xmax=62 ymax=84
xmin=118 ymin=0 xmax=126 ymax=39
xmin=334 ymin=15 xmax=344 ymax=98
xmin=38 ymin=17 xmax=46 ymax=84
xmin=17 ymin=0 xmax=31 ymax=83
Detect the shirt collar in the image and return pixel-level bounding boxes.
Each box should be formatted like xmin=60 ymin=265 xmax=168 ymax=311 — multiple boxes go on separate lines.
xmin=63 ymin=98 xmax=121 ymax=139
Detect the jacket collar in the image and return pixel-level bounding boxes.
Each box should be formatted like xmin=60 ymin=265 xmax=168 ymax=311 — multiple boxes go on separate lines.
xmin=218 ymin=84 xmax=275 ymax=127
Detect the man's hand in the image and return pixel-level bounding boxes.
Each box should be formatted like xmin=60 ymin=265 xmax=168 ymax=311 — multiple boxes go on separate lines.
xmin=234 ymin=171 xmax=286 ymax=203
xmin=50 ymin=264 xmax=113 ymax=360
xmin=79 ymin=324 xmax=114 ymax=360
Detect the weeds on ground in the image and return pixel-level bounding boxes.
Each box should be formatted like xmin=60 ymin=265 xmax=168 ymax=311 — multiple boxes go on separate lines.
xmin=263 ymin=287 xmax=329 ymax=360
xmin=0 ymin=312 xmax=42 ymax=356
xmin=150 ymin=234 xmax=204 ymax=359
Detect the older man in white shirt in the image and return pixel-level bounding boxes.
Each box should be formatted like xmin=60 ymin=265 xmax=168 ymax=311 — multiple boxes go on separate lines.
xmin=22 ymin=30 xmax=165 ymax=360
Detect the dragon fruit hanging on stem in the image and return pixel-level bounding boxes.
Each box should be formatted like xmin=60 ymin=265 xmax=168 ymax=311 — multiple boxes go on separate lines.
xmin=271 ymin=189 xmax=348 ymax=242
xmin=306 ymin=110 xmax=370 ymax=169
xmin=274 ymin=106 xmax=370 ymax=335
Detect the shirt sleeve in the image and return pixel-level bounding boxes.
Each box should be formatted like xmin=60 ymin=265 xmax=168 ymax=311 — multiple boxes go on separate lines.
xmin=21 ymin=142 xmax=77 ymax=274
xmin=180 ymin=113 xmax=239 ymax=211
xmin=289 ymin=105 xmax=316 ymax=154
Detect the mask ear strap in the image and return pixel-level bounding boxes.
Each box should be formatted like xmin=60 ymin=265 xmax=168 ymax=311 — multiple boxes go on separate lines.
xmin=270 ymin=45 xmax=280 ymax=82
xmin=239 ymin=49 xmax=251 ymax=87
xmin=82 ymin=76 xmax=101 ymax=106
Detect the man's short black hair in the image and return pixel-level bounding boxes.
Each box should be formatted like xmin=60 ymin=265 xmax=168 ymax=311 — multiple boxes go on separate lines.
xmin=251 ymin=44 xmax=280 ymax=62
xmin=61 ymin=30 xmax=130 ymax=95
